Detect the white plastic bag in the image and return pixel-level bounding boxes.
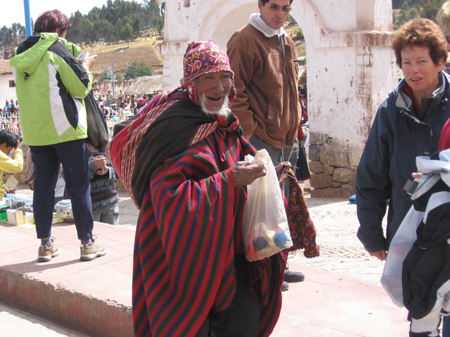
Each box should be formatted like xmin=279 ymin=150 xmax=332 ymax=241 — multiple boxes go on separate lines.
xmin=381 ymin=206 xmax=424 ymax=307
xmin=243 ymin=149 xmax=293 ymax=261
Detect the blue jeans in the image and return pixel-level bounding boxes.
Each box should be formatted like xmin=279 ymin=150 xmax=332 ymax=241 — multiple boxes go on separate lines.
xmin=30 ymin=139 xmax=93 ymax=240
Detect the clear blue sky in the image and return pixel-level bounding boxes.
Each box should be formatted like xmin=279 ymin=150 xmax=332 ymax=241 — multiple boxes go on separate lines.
xmin=1 ymin=0 xmax=145 ymax=28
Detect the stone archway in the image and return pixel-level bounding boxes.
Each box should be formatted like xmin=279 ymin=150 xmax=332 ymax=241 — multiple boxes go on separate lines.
xmin=156 ymin=0 xmax=397 ymax=197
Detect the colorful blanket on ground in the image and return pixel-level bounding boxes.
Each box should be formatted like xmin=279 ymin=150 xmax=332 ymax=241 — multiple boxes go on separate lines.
xmin=132 ymin=102 xmax=285 ymax=337
xmin=285 ymin=169 xmax=320 ymax=257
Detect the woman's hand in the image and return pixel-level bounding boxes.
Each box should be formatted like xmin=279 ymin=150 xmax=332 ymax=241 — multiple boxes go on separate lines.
xmin=369 ymin=250 xmax=387 ymax=261
xmin=83 ymin=54 xmax=98 ymax=71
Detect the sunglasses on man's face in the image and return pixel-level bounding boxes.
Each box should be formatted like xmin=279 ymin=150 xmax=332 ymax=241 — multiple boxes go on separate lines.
xmin=268 ymin=3 xmax=292 ymax=13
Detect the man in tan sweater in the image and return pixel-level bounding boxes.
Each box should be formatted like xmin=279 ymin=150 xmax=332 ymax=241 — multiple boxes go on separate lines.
xmin=227 ymin=0 xmax=304 ymax=291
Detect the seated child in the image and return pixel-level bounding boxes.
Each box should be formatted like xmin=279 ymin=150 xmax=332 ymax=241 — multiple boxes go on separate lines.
xmin=0 ymin=130 xmax=23 ymax=200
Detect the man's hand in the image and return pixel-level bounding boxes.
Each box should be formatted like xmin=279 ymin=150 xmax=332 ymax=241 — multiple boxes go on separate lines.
xmin=7 ymin=188 xmax=16 ymax=194
xmin=368 ymin=250 xmax=387 ymax=261
xmin=232 ymin=161 xmax=266 ymax=186
xmin=276 ymin=162 xmax=291 ymax=184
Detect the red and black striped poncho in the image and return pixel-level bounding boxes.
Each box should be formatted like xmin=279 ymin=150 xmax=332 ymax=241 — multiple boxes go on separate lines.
xmin=132 ymin=98 xmax=285 ymax=337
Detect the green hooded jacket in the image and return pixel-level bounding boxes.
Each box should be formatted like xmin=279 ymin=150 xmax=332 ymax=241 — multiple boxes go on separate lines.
xmin=10 ymin=33 xmax=93 ymax=146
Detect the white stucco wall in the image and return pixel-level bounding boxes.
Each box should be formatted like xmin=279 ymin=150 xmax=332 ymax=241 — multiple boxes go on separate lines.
xmin=158 ymin=0 xmax=259 ymax=88
xmin=289 ymin=0 xmax=397 ymax=147
xmin=0 ymin=74 xmax=17 ymax=106
xmin=159 ymin=0 xmax=397 ymax=152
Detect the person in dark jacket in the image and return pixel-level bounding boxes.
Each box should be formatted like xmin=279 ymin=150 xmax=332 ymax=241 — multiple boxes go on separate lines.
xmin=435 ymin=3 xmax=450 ymax=335
xmin=397 ymin=123 xmax=450 ymax=336
xmin=401 ymin=149 xmax=450 ymax=337
xmin=356 ymin=18 xmax=450 ymax=261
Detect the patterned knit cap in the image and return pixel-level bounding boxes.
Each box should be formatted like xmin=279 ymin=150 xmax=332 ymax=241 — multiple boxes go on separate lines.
xmin=182 ymin=39 xmax=236 ymax=106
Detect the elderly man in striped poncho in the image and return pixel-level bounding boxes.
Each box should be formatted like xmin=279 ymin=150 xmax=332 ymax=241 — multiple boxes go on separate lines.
xmin=119 ymin=40 xmax=287 ymax=337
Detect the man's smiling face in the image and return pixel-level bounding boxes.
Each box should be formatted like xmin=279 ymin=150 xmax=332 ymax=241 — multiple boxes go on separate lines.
xmin=195 ymin=71 xmax=232 ymax=113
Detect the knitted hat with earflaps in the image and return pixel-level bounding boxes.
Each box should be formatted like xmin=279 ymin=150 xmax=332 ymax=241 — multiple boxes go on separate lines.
xmin=181 ymin=39 xmax=236 ymax=106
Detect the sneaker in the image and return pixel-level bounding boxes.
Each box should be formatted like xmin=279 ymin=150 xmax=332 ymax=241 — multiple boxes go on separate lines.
xmin=281 ymin=281 xmax=289 ymax=292
xmin=37 ymin=238 xmax=59 ymax=262
xmin=80 ymin=238 xmax=106 ymax=261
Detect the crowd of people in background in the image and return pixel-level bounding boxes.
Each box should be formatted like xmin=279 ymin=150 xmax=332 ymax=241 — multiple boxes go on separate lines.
xmin=1 ymin=99 xmax=20 ymax=120
xmin=0 ymin=90 xmax=150 ymax=138
xmin=92 ymin=90 xmax=155 ymax=123
xmin=2 ymin=99 xmax=18 ymax=113
xmin=1 ymin=90 xmax=155 ymax=133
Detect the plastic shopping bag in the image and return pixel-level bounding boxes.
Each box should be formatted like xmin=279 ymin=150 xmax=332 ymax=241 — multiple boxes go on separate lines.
xmin=381 ymin=206 xmax=424 ymax=307
xmin=243 ymin=149 xmax=293 ymax=262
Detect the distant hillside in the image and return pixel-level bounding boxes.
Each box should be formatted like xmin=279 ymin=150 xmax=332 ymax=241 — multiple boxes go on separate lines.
xmin=0 ymin=0 xmax=164 ymax=51
xmin=80 ymin=29 xmax=163 ymax=81
xmin=393 ymin=0 xmax=446 ymax=29
xmin=285 ymin=23 xmax=306 ymax=58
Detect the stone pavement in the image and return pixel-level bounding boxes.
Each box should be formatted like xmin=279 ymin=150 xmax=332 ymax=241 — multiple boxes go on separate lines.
xmin=272 ymin=196 xmax=409 ymax=336
xmin=0 ymin=303 xmax=89 ymax=337
xmin=0 ymin=185 xmax=410 ymax=336
xmin=291 ymin=196 xmax=388 ymax=286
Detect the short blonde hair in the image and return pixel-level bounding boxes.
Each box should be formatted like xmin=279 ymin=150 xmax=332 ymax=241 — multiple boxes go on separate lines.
xmin=437 ymin=0 xmax=450 ymax=35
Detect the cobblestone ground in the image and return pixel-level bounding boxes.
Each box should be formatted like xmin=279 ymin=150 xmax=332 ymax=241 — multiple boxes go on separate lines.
xmin=289 ymin=196 xmax=388 ymax=286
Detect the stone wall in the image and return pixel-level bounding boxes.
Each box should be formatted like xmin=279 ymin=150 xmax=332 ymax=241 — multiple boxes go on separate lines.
xmin=308 ymin=132 xmax=362 ymax=198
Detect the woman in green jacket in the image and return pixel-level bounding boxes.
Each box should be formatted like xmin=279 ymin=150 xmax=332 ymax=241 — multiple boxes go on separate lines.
xmin=10 ymin=10 xmax=106 ymax=262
